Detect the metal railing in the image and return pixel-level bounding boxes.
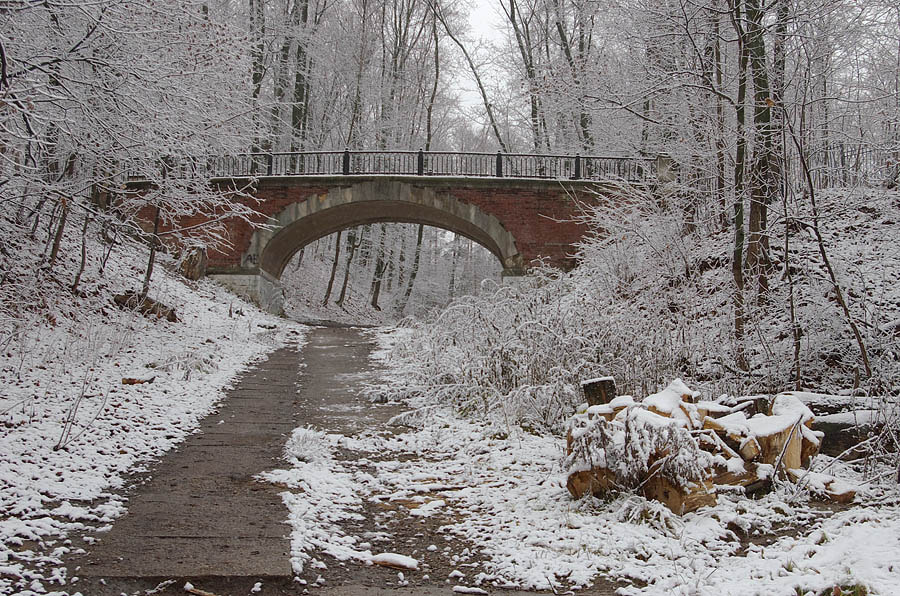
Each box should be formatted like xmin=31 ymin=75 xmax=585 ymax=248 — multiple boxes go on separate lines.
xmin=126 ymin=149 xmax=657 ymax=183
xmin=794 ymin=145 xmax=897 ymax=189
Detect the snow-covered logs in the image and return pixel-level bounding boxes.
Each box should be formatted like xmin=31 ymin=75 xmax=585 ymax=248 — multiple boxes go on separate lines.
xmin=565 ymin=381 xmax=853 ymax=514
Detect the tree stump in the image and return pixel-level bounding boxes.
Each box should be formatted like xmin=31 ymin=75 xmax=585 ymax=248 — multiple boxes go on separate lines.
xmin=582 ymin=377 xmax=617 ymax=406
xmin=179 ymin=246 xmax=207 ymax=281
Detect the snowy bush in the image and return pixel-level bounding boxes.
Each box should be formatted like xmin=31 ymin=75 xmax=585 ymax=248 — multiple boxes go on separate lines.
xmin=565 ymin=407 xmax=714 ymax=492
xmin=384 ymin=186 xmax=899 ymax=457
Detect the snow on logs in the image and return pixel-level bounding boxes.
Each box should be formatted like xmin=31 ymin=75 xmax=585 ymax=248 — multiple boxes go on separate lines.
xmin=565 ymin=380 xmax=855 ymax=514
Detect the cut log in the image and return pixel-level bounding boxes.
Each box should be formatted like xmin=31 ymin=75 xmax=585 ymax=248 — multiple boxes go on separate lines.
xmin=584 ymin=404 xmax=617 ymax=422
xmin=711 ymin=461 xmax=769 ymax=494
xmin=566 ymin=467 xmax=616 ymax=499
xmin=770 ymin=392 xmax=815 ymax=427
xmin=582 ymin=377 xmax=616 ymax=406
xmin=702 ymin=415 xmax=746 ymax=442
xmin=642 ymin=474 xmax=717 ymax=514
xmin=800 ymin=425 xmax=823 ymax=468
xmin=787 ymin=469 xmax=857 ymax=504
xmin=755 ymin=420 xmax=802 ymax=471
xmin=702 ymin=415 xmax=759 ymax=460
xmin=696 ymin=400 xmax=734 ymax=421
xmin=823 ymin=480 xmax=857 ymax=504
xmin=739 ymin=436 xmax=761 ymax=462
xmin=565 ymin=381 xmax=850 ymax=513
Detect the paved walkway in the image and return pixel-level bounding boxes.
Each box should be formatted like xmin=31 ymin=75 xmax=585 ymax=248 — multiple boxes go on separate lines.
xmin=72 ymin=346 xmax=303 ymax=593
xmin=70 ymin=327 xmax=619 ymax=595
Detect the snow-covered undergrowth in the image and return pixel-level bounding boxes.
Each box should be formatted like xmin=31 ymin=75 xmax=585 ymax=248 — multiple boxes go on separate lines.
xmin=366 ymin=330 xmax=900 ymax=595
xmin=281 ymin=247 xmax=392 ymax=326
xmin=0 ymin=227 xmax=303 ymax=595
xmin=382 ymin=187 xmax=899 ymax=452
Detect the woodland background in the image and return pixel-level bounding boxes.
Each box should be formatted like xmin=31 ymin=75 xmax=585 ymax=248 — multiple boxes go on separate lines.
xmin=2 ymin=0 xmax=899 ymax=390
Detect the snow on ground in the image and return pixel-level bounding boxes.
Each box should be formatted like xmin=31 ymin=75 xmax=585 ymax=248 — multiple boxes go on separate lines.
xmin=0 ymin=242 xmax=306 ymax=595
xmin=262 ymin=327 xmax=900 ymax=595
xmin=258 ymin=427 xmax=375 ymax=573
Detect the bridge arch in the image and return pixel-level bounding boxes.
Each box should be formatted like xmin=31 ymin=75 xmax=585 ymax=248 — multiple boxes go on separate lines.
xmin=246 ymin=179 xmax=525 ymax=280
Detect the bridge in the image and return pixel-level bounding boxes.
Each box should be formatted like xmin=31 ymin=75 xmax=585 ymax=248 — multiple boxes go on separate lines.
xmin=137 ymin=150 xmax=675 ymax=312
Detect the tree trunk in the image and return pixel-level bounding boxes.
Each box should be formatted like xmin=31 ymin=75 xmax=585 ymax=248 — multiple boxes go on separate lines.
xmin=743 ymin=0 xmax=776 ymax=304
xmin=447 ymin=232 xmax=460 ymax=300
xmin=323 ymin=230 xmax=342 ymax=305
xmin=71 ymin=215 xmax=91 ymax=293
xmin=552 ymin=0 xmax=594 ymax=151
xmin=713 ymin=4 xmax=728 ymax=228
xmin=140 ymin=206 xmax=161 ymax=301
xmin=370 ymin=224 xmax=386 ymax=311
xmin=346 ymin=0 xmax=371 ymax=147
xmin=290 ymin=0 xmax=312 ymax=153
xmin=398 ymin=223 xmax=424 ymax=314
xmin=46 ymin=197 xmax=69 ymax=271
xmin=425 ymin=6 xmax=440 ymax=151
xmin=503 ymin=0 xmax=548 ymax=151
xmin=270 ymin=5 xmax=296 ymax=152
xmin=250 ymin=0 xmax=267 ymax=155
xmin=336 ymin=229 xmax=361 ymax=307
xmin=730 ymin=0 xmax=750 ymax=371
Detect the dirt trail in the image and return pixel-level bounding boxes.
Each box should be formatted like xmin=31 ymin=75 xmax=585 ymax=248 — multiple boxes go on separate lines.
xmin=69 ymin=327 xmax=619 ymax=595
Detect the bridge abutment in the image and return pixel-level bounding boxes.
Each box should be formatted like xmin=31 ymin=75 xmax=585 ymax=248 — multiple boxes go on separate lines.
xmin=208 ymin=270 xmax=284 ymax=315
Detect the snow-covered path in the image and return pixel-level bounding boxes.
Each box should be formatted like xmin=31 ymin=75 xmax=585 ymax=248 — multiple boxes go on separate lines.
xmin=257 ymin=326 xmax=622 ymax=596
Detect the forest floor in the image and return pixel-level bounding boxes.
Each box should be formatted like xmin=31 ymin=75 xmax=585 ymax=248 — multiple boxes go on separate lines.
xmin=3 ymin=303 xmax=899 ymax=595
xmin=3 ymin=291 xmax=898 ymax=596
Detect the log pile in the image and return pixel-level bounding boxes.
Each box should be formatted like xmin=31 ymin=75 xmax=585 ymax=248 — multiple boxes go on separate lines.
xmin=566 ymin=380 xmax=855 ymax=514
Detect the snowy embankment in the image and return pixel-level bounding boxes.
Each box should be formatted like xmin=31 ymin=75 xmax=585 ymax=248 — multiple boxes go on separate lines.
xmin=0 ymin=240 xmax=305 ymax=595
xmin=358 ymin=329 xmax=899 ymax=595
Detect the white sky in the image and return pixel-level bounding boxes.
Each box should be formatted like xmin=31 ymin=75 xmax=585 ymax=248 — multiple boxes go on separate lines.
xmin=468 ymin=0 xmax=505 ymax=43
xmin=457 ymin=1 xmax=506 ymax=109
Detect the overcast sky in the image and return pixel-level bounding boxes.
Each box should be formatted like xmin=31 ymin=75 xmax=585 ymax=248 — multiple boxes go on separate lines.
xmin=468 ymin=0 xmax=505 ymax=42
xmin=456 ymin=1 xmax=505 ymax=109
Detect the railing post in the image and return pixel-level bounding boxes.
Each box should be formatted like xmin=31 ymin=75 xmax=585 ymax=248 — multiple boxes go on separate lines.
xmin=496 ymin=151 xmax=503 ymax=177
xmin=656 ymin=154 xmax=676 ymax=184
xmin=266 ymin=153 xmax=273 ymax=176
xmin=417 ymin=148 xmax=424 ymax=175
xmin=160 ymin=155 xmax=173 ymax=179
xmin=342 ymin=148 xmax=351 ymax=175
xmin=574 ymin=154 xmax=582 ymax=179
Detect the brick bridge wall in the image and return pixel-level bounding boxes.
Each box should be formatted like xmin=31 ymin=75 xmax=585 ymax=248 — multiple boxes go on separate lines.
xmin=203 ymin=175 xmax=607 ymax=274
xmin=139 ymin=175 xmax=633 ymax=311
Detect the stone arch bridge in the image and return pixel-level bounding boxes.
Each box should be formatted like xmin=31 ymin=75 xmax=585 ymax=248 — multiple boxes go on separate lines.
xmin=136 ymin=150 xmax=673 ymax=312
